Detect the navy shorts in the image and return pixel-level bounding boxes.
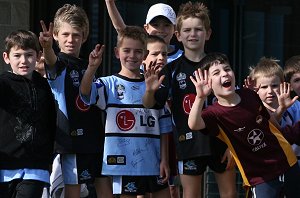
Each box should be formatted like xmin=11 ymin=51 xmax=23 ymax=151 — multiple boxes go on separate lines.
xmin=0 ymin=179 xmax=46 ymax=198
xmin=61 ymin=153 xmax=104 ymax=184
xmin=112 ymin=175 xmax=168 ymax=195
xmin=178 ymin=155 xmax=227 ymax=175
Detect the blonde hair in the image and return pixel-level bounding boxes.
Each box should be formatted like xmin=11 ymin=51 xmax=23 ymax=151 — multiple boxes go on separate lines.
xmin=176 ymin=1 xmax=210 ymax=32
xmin=53 ymin=4 xmax=89 ymax=42
xmin=249 ymin=57 xmax=284 ymax=83
xmin=117 ymin=26 xmax=148 ymax=50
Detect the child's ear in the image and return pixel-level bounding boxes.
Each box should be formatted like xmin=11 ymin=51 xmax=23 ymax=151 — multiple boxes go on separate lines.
xmin=36 ymin=51 xmax=43 ymax=61
xmin=53 ymin=33 xmax=58 ymax=42
xmin=114 ymin=47 xmax=120 ymax=59
xmin=175 ymin=31 xmax=181 ymax=42
xmin=144 ymin=24 xmax=149 ymax=32
xmin=206 ymin=28 xmax=212 ymax=41
xmin=3 ymin=52 xmax=10 ymax=64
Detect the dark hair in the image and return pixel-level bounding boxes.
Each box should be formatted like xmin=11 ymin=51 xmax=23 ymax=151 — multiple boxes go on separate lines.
xmin=4 ymin=30 xmax=40 ymax=54
xmin=147 ymin=35 xmax=166 ymax=45
xmin=199 ymin=52 xmax=230 ymax=71
xmin=284 ymin=55 xmax=300 ymax=82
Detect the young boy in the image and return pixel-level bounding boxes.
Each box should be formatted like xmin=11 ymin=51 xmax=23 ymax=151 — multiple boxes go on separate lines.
xmin=188 ymin=52 xmax=300 ymax=197
xmin=39 ymin=4 xmax=112 ymax=198
xmin=284 ymin=55 xmax=300 ymax=164
xmin=143 ymin=2 xmax=237 ymax=198
xmin=143 ymin=35 xmax=168 ymax=70
xmin=105 ymin=0 xmax=182 ymax=63
xmin=248 ymin=57 xmax=298 ymax=121
xmin=284 ymin=55 xmax=300 ymax=97
xmin=143 ymin=35 xmax=180 ymax=198
xmin=80 ymin=26 xmax=172 ymax=197
xmin=0 ymin=30 xmax=56 ymax=197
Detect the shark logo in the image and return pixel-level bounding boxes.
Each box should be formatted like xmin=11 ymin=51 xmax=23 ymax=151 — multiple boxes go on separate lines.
xmin=124 ymin=182 xmax=138 ymax=192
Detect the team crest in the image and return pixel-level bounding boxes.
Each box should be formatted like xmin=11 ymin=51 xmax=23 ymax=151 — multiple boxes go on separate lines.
xmin=176 ymin=72 xmax=187 ymax=89
xmin=69 ymin=70 xmax=80 ymax=87
xmin=178 ymin=135 xmax=185 ymax=142
xmin=116 ymin=84 xmax=125 ymax=100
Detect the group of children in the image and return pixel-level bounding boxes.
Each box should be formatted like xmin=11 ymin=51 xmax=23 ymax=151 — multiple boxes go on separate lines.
xmin=1 ymin=1 xmax=300 ymax=198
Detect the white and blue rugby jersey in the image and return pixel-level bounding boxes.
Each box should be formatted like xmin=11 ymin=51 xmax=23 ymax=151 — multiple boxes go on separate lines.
xmin=87 ymin=74 xmax=172 ymax=176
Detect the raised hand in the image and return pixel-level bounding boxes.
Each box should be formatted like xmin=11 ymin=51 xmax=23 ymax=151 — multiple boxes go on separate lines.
xmin=277 ymin=82 xmax=299 ymax=110
xmin=243 ymin=76 xmax=259 ymax=92
xmin=190 ymin=68 xmax=212 ymax=98
xmin=88 ymin=44 xmax=105 ymax=69
xmin=39 ymin=20 xmax=54 ymax=49
xmin=143 ymin=61 xmax=165 ymax=92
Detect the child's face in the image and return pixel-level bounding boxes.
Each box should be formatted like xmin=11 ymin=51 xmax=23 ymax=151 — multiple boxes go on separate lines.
xmin=54 ymin=22 xmax=85 ymax=57
xmin=144 ymin=17 xmax=175 ymax=45
xmin=115 ymin=38 xmax=145 ymax=74
xmin=289 ymin=72 xmax=300 ymax=96
xmin=208 ymin=63 xmax=235 ymax=97
xmin=143 ymin=42 xmax=168 ymax=70
xmin=256 ymin=76 xmax=281 ymax=108
xmin=3 ymin=46 xmax=39 ymax=79
xmin=176 ymin=17 xmax=211 ymax=52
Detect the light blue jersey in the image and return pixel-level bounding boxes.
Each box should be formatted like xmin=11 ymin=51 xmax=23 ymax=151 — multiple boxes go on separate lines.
xmin=281 ymin=100 xmax=300 ymax=157
xmin=83 ymin=74 xmax=172 ymax=176
xmin=167 ymin=46 xmax=183 ymax=63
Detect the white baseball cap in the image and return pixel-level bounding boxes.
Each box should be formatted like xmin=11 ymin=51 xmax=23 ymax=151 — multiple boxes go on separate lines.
xmin=145 ymin=3 xmax=176 ymax=25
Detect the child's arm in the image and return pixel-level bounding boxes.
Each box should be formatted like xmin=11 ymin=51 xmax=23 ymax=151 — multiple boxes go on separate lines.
xmin=39 ymin=20 xmax=57 ymax=68
xmin=275 ymin=82 xmax=299 ymax=121
xmin=80 ymin=44 xmax=105 ymax=96
xmin=188 ymin=68 xmax=212 ymax=130
xmin=105 ymin=0 xmax=126 ymax=34
xmin=159 ymin=133 xmax=170 ymax=183
xmin=142 ymin=62 xmax=165 ymax=108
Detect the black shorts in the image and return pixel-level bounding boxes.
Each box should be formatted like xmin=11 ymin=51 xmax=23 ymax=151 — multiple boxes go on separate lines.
xmin=112 ymin=175 xmax=168 ymax=195
xmin=178 ymin=155 xmax=227 ymax=175
xmin=0 ymin=179 xmax=46 ymax=198
xmin=60 ymin=153 xmax=105 ymax=184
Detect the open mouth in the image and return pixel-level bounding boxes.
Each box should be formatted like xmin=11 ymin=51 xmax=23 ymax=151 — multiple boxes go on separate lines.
xmin=222 ymin=80 xmax=231 ymax=88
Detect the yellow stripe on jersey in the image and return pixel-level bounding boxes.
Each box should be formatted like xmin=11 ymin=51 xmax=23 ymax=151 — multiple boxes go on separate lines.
xmin=217 ymin=125 xmax=251 ymax=187
xmin=268 ymin=122 xmax=297 ymax=166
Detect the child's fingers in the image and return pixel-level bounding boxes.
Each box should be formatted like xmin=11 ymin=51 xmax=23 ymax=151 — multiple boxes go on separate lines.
xmin=40 ymin=20 xmax=47 ymax=32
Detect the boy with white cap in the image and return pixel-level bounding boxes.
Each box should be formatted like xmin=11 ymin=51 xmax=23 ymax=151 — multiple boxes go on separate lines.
xmin=105 ymin=0 xmax=182 ymax=63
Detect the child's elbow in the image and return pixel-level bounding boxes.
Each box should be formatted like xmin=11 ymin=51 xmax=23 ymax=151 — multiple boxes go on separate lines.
xmin=188 ymin=121 xmax=198 ymax=130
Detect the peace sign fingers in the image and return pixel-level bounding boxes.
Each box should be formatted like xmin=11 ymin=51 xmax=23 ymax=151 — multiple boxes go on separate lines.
xmin=39 ymin=20 xmax=54 ymax=49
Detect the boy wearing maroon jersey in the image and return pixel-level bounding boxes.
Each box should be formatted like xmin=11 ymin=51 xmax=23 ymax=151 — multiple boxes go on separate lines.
xmin=188 ymin=52 xmax=300 ymax=197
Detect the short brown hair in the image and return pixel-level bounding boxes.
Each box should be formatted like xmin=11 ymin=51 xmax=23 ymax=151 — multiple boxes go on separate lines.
xmin=146 ymin=35 xmax=166 ymax=46
xmin=176 ymin=1 xmax=211 ymax=32
xmin=249 ymin=57 xmax=284 ymax=83
xmin=53 ymin=4 xmax=89 ymax=42
xmin=4 ymin=30 xmax=40 ymax=54
xmin=199 ymin=52 xmax=231 ymax=71
xmin=117 ymin=26 xmax=148 ymax=50
xmin=284 ymin=55 xmax=300 ymax=83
